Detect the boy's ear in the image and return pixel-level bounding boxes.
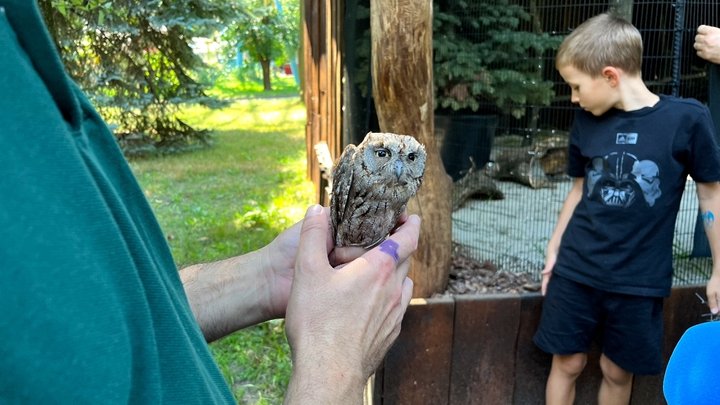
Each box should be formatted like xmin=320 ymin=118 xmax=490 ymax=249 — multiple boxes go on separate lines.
xmin=601 ymin=66 xmax=620 ymax=86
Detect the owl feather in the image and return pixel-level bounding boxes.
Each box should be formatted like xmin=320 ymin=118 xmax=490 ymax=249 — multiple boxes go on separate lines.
xmin=330 ymin=132 xmax=426 ymax=248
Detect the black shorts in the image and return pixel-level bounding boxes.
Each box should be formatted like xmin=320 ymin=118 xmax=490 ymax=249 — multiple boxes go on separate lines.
xmin=533 ymin=274 xmax=664 ymax=375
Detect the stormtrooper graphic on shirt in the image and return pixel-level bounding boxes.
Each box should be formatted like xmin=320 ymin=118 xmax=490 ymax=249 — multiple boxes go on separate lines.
xmin=586 ymin=151 xmax=661 ymax=208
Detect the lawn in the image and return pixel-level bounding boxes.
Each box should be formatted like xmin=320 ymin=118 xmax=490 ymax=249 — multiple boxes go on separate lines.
xmin=129 ymin=93 xmax=312 ymax=404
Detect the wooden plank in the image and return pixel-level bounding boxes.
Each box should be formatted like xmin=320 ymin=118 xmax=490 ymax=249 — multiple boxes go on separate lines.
xmin=513 ymin=293 xmax=551 ymax=405
xmin=514 ymin=292 xmax=602 ymax=404
xmin=631 ymin=284 xmax=706 ymax=404
xmin=449 ymin=294 xmax=521 ymax=404
xmin=662 ymin=285 xmax=706 ymax=358
xmin=378 ymin=297 xmax=455 ymax=405
xmin=631 ymin=374 xmax=664 ymax=405
xmin=331 ymin=0 xmax=342 ymax=159
xmin=302 ymin=0 xmax=321 ymax=201
xmin=371 ymin=286 xmax=709 ymax=404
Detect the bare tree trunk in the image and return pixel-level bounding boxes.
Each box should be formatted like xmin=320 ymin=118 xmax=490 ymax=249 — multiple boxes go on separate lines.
xmin=370 ymin=0 xmax=453 ymax=297
xmin=260 ymin=59 xmax=272 ymax=91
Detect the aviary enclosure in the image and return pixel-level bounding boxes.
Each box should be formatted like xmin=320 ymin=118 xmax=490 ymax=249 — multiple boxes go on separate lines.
xmin=441 ymin=0 xmax=720 ymax=288
xmin=319 ymin=0 xmax=720 ymax=288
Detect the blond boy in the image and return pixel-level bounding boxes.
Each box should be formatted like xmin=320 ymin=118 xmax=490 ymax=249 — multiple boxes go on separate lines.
xmin=534 ymin=12 xmax=720 ymax=405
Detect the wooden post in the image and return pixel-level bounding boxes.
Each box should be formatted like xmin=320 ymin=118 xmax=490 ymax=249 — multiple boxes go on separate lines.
xmin=370 ymin=0 xmax=453 ymax=297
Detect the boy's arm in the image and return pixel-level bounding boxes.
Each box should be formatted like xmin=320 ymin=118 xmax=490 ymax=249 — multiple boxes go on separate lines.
xmin=696 ymin=181 xmax=720 ymax=314
xmin=541 ymin=177 xmax=584 ymax=295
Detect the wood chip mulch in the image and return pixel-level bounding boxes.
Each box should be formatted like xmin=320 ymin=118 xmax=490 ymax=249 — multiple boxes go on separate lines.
xmin=435 ymin=252 xmax=541 ymax=297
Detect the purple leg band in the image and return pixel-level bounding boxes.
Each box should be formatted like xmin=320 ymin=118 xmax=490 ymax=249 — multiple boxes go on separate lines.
xmin=379 ymin=239 xmax=400 ymax=262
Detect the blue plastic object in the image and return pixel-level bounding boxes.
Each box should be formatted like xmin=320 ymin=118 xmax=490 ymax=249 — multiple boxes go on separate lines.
xmin=663 ymin=321 xmax=720 ymax=404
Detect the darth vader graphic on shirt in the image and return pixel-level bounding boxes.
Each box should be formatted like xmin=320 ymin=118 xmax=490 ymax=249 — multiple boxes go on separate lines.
xmin=586 ymin=151 xmax=661 ymax=208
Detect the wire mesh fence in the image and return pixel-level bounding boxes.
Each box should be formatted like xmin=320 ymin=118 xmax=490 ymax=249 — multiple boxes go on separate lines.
xmin=439 ymin=0 xmax=720 ymax=285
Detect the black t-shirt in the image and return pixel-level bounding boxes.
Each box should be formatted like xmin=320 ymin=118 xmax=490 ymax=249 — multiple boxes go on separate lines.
xmin=555 ymin=95 xmax=720 ymax=297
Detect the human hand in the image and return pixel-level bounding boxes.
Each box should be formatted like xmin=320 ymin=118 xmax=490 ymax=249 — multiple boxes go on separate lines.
xmin=541 ymin=251 xmax=557 ymax=296
xmin=695 ymin=25 xmax=720 ymax=64
xmin=260 ymin=206 xmax=378 ymax=320
xmin=707 ymin=271 xmax=720 ymax=315
xmin=284 ymin=205 xmax=418 ymax=403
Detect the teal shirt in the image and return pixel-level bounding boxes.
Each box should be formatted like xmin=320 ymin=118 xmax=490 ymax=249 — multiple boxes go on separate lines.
xmin=0 ymin=1 xmax=234 ymax=402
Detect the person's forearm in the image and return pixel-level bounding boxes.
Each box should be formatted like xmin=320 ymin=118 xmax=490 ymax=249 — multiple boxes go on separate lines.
xmin=698 ymin=183 xmax=720 ymax=274
xmin=697 ymin=182 xmax=720 ymax=313
xmin=284 ymin=363 xmax=365 ymax=405
xmin=548 ymin=178 xmax=583 ymax=253
xmin=180 ymin=247 xmax=275 ymax=342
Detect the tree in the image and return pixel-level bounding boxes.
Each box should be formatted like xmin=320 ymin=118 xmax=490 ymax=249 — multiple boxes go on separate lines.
xmin=222 ymin=0 xmax=299 ymax=91
xmin=39 ymin=0 xmax=233 ymax=155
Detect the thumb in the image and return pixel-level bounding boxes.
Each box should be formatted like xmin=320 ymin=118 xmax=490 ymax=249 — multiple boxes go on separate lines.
xmin=296 ymin=205 xmax=330 ymax=275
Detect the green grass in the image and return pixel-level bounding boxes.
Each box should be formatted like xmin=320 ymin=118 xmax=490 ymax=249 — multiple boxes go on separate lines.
xmin=129 ymin=96 xmax=312 ymax=404
xmin=206 ymin=68 xmax=300 ymax=99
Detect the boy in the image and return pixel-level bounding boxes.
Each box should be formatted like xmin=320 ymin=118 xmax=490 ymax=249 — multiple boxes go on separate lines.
xmin=534 ymin=12 xmax=720 ymax=405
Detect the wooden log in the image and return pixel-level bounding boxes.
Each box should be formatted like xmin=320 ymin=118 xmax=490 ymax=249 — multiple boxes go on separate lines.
xmin=489 ymin=146 xmax=548 ymax=188
xmin=370 ymin=0 xmax=453 ymax=297
xmin=488 ymin=133 xmax=569 ymax=188
xmin=452 ymin=160 xmax=503 ymax=211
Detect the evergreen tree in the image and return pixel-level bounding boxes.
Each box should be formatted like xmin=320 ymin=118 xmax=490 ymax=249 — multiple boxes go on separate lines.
xmin=39 ymin=0 xmax=234 ymax=155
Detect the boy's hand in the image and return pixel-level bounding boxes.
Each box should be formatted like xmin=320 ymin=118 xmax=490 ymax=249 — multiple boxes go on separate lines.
xmin=707 ymin=271 xmax=720 ymax=315
xmin=540 ymin=266 xmax=553 ymax=296
xmin=541 ymin=249 xmax=558 ymax=296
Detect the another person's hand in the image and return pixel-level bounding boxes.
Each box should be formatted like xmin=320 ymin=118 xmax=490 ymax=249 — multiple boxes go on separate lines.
xmin=259 ymin=207 xmax=370 ymax=320
xmin=283 ymin=205 xmax=419 ymax=403
xmin=695 ymin=25 xmax=720 ymax=64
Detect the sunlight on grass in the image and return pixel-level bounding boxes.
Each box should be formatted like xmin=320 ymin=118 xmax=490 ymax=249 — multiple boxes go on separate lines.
xmin=132 ymin=97 xmax=312 ymax=265
xmin=207 ymin=71 xmax=299 ymax=99
xmin=129 ymin=96 xmax=312 ymax=404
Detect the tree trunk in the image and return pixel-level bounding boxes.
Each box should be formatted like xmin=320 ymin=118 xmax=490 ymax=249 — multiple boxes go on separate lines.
xmin=260 ymin=59 xmax=273 ymax=91
xmin=370 ymin=0 xmax=453 ymax=297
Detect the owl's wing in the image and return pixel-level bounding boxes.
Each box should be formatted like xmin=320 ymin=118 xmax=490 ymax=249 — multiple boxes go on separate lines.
xmin=330 ymin=144 xmax=357 ymax=232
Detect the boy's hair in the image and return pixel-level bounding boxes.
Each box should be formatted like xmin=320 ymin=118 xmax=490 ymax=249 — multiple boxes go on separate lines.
xmin=556 ymin=12 xmax=643 ymax=76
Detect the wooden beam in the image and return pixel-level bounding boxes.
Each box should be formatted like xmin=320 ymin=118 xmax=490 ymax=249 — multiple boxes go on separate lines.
xmin=370 ymin=0 xmax=453 ymax=297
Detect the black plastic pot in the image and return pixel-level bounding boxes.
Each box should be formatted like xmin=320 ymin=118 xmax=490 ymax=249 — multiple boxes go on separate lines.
xmin=439 ymin=114 xmax=498 ymax=181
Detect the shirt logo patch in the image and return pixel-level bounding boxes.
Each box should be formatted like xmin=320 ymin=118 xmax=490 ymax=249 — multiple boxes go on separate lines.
xmin=616 ymin=133 xmax=638 ymax=144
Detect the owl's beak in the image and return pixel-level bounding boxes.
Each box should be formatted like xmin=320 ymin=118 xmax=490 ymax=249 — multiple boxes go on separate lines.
xmin=394 ymin=161 xmax=404 ymax=180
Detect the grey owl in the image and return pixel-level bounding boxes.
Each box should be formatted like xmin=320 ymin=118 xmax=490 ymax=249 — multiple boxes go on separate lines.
xmin=330 ymin=131 xmax=426 ymax=248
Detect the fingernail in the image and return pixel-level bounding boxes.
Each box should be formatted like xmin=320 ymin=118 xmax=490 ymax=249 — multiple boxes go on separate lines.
xmin=712 ymin=307 xmax=718 ymax=315
xmin=306 ymin=204 xmax=323 ymax=216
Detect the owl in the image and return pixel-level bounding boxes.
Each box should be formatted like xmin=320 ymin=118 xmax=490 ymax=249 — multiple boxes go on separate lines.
xmin=330 ymin=131 xmax=426 ymax=248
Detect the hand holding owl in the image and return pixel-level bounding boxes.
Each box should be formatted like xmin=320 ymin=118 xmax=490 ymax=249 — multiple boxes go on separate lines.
xmin=330 ymin=132 xmax=427 ymax=248
xmin=285 ymin=205 xmax=419 ymax=403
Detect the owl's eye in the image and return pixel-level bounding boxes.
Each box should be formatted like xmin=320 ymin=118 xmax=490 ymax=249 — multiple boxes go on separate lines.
xmin=407 ymin=153 xmax=416 ymax=161
xmin=375 ymin=148 xmax=389 ymax=158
